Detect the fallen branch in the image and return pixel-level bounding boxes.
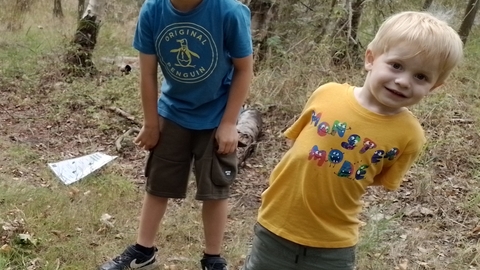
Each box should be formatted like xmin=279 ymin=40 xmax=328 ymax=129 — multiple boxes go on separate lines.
xmin=236 ymin=109 xmax=263 ymax=165
xmin=115 ymin=127 xmax=140 ymax=152
xmin=450 ymin=118 xmax=474 ymax=124
xmin=107 ymin=106 xmax=142 ymax=126
xmin=105 ymin=106 xmax=142 ymax=152
xmin=109 ymin=106 xmax=264 ymax=163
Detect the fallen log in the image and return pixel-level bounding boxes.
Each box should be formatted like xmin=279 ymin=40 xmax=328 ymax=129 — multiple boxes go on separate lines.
xmin=236 ymin=109 xmax=263 ymax=166
xmin=112 ymin=107 xmax=263 ymax=166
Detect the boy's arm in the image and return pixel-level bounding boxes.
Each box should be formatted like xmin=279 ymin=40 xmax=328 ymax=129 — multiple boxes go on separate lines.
xmin=371 ymin=149 xmax=424 ymax=191
xmin=286 ymin=139 xmax=295 ymax=148
xmin=139 ymin=53 xmax=159 ymax=127
xmin=132 ymin=0 xmax=158 ymax=128
xmin=134 ymin=52 xmax=161 ymax=150
xmin=216 ymin=55 xmax=254 ymax=154
xmin=283 ymin=85 xmax=327 ymax=141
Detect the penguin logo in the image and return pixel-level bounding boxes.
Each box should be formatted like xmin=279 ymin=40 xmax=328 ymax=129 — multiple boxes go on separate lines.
xmin=157 ymin=23 xmax=218 ymax=83
xmin=170 ymin=39 xmax=200 ymax=68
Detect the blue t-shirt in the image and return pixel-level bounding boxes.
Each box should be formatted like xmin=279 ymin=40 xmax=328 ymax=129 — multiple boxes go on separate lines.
xmin=133 ymin=0 xmax=253 ymax=130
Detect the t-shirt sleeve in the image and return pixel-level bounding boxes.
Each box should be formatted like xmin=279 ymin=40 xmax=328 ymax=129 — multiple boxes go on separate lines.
xmin=372 ymin=139 xmax=426 ymax=190
xmin=133 ymin=0 xmax=157 ymax=55
xmin=224 ymin=4 xmax=253 ymax=59
xmin=284 ymin=84 xmax=328 ymax=140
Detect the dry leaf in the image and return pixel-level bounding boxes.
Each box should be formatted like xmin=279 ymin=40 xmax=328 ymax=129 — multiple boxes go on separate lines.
xmin=0 ymin=244 xmax=12 ymax=253
xmin=417 ymin=247 xmax=428 ymax=253
xmin=399 ymin=259 xmax=409 ymax=270
xmin=100 ymin=213 xmax=114 ymax=228
xmin=371 ymin=213 xmax=385 ymax=221
xmin=420 ymin=207 xmax=434 ymax=216
xmin=2 ymin=223 xmax=15 ymax=231
xmin=416 ymin=261 xmax=429 ymax=267
xmin=51 ymin=230 xmax=62 ymax=237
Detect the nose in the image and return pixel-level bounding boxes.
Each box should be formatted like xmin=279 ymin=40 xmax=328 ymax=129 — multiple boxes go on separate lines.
xmin=394 ymin=74 xmax=410 ymax=89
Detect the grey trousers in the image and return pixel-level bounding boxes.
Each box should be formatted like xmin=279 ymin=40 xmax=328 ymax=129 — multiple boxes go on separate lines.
xmin=242 ymin=223 xmax=356 ymax=270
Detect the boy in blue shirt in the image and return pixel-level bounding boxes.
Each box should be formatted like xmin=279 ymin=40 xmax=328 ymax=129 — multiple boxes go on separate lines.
xmin=99 ymin=0 xmax=253 ymax=269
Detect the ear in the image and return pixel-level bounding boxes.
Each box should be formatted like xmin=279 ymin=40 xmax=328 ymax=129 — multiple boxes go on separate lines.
xmin=364 ymin=49 xmax=375 ymax=71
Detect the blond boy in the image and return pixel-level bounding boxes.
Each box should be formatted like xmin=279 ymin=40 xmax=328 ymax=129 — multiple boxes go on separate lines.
xmin=242 ymin=11 xmax=463 ymax=270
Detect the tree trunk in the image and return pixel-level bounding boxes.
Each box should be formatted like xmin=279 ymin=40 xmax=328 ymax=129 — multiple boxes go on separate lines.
xmin=458 ymin=0 xmax=480 ymax=45
xmin=247 ymin=0 xmax=279 ymax=66
xmin=315 ymin=0 xmax=338 ymax=43
xmin=6 ymin=0 xmax=31 ymax=30
xmin=16 ymin=0 xmax=31 ymax=12
xmin=330 ymin=0 xmax=365 ymax=67
xmin=65 ymin=0 xmax=102 ymax=76
xmin=236 ymin=109 xmax=263 ymax=166
xmin=422 ymin=0 xmax=434 ymax=10
xmin=78 ymin=0 xmax=86 ymax=20
xmin=53 ymin=0 xmax=64 ymax=18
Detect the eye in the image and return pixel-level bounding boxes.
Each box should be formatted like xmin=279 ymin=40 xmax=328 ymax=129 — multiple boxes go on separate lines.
xmin=391 ymin=63 xmax=402 ymax=70
xmin=415 ymin=74 xmax=428 ymax=81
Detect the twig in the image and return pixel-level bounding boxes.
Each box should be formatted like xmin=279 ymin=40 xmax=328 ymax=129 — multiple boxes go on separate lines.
xmin=107 ymin=106 xmax=142 ymax=126
xmin=298 ymin=0 xmax=314 ymax=11
xmin=450 ymin=118 xmax=474 ymax=124
xmin=55 ymin=258 xmax=61 ymax=270
xmin=285 ymin=37 xmax=309 ymax=54
xmin=115 ymin=127 xmax=140 ymax=152
xmin=2 ymin=108 xmax=15 ymax=120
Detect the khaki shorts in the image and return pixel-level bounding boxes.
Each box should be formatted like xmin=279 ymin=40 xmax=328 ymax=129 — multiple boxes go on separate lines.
xmin=144 ymin=117 xmax=237 ymax=200
xmin=243 ymin=223 xmax=356 ymax=270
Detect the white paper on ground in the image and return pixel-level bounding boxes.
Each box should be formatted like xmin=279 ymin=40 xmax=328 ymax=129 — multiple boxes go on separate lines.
xmin=48 ymin=152 xmax=117 ymax=185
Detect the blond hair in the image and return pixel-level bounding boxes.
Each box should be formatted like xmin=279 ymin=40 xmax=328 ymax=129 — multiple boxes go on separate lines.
xmin=367 ymin=11 xmax=463 ymax=84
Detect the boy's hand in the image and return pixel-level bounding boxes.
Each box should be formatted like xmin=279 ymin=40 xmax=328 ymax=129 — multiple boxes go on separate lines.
xmin=286 ymin=139 xmax=295 ymax=148
xmin=134 ymin=118 xmax=162 ymax=150
xmin=215 ymin=122 xmax=238 ymax=154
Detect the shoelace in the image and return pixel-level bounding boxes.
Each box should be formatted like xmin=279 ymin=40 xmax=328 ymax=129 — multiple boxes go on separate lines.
xmin=112 ymin=251 xmax=133 ymax=263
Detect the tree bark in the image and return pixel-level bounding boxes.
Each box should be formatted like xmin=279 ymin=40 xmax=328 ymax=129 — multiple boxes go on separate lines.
xmin=65 ymin=0 xmax=102 ymax=76
xmin=16 ymin=0 xmax=31 ymax=12
xmin=6 ymin=0 xmax=31 ymax=30
xmin=315 ymin=0 xmax=338 ymax=43
xmin=331 ymin=0 xmax=365 ymax=67
xmin=247 ymin=0 xmax=279 ymax=66
xmin=458 ymin=0 xmax=480 ymax=45
xmin=236 ymin=109 xmax=263 ymax=165
xmin=53 ymin=0 xmax=64 ymax=18
xmin=78 ymin=0 xmax=86 ymax=20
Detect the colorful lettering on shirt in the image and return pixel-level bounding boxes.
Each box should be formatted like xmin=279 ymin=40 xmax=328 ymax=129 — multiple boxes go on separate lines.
xmin=307 ymin=110 xmax=399 ymax=181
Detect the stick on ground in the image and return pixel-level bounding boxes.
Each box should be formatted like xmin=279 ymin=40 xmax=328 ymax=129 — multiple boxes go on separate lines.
xmin=115 ymin=127 xmax=140 ymax=152
xmin=107 ymin=106 xmax=142 ymax=126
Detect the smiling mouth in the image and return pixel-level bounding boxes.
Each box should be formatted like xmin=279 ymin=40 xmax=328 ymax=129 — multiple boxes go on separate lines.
xmin=385 ymin=87 xmax=407 ymax=98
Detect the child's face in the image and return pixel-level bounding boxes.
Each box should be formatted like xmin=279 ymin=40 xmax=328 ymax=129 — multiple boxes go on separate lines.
xmin=363 ymin=45 xmax=441 ymax=114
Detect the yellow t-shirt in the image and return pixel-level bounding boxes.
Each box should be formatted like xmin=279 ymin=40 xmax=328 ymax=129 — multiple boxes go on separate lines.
xmin=258 ymin=83 xmax=426 ymax=248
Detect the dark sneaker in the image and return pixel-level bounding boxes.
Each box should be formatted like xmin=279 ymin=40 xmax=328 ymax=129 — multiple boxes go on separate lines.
xmin=200 ymin=256 xmax=228 ymax=270
xmin=99 ymin=245 xmax=157 ymax=270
